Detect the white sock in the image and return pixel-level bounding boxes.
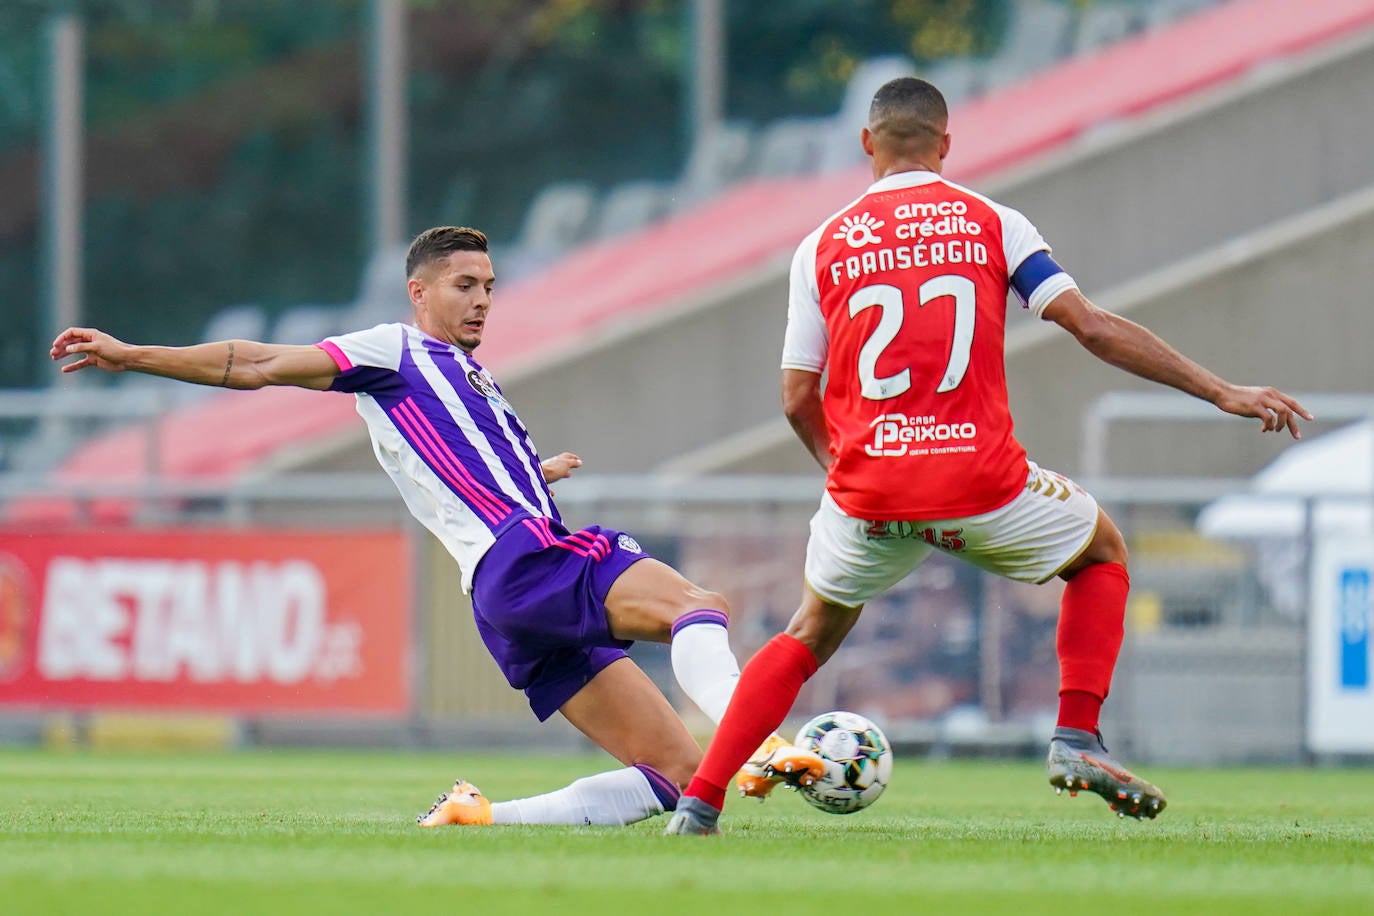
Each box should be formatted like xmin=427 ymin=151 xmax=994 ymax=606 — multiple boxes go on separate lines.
xmin=669 ymin=611 xmax=740 ymax=724
xmin=490 ymin=766 xmax=670 ymax=826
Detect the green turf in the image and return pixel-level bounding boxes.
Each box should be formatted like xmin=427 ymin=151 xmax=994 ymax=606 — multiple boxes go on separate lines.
xmin=1 ymin=748 xmax=1371 ymax=915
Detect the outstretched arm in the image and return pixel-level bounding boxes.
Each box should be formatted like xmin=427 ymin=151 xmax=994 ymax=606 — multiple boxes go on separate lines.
xmin=782 ymin=368 xmax=833 ymax=470
xmin=50 ymin=327 xmax=341 ymax=391
xmin=1042 ymin=289 xmax=1313 ymax=438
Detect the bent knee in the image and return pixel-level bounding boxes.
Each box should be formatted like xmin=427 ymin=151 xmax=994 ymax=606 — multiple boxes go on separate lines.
xmin=681 ymin=585 xmax=730 ymax=618
xmin=1062 ymin=520 xmax=1128 ymax=579
xmin=1092 ymin=523 xmax=1129 ymax=568
xmin=1081 ymin=512 xmax=1129 ymax=567
xmin=633 ymin=748 xmax=701 ymax=790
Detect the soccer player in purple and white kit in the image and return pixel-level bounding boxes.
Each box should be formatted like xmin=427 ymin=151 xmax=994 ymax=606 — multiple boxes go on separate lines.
xmin=50 ymin=226 xmax=808 ymax=827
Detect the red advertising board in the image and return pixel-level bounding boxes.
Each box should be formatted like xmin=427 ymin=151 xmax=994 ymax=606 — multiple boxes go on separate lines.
xmin=0 ymin=529 xmax=411 ymax=715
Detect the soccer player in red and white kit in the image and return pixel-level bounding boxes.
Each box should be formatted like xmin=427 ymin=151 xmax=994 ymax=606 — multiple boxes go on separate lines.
xmin=665 ymin=77 xmax=1312 ymax=834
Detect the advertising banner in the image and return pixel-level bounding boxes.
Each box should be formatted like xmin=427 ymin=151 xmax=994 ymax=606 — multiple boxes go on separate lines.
xmin=1307 ymin=534 xmax=1374 ymax=753
xmin=0 ymin=529 xmax=410 ymax=715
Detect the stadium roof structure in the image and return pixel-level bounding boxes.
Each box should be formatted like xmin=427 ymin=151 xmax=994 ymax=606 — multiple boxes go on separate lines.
xmin=19 ymin=0 xmax=1374 ymax=524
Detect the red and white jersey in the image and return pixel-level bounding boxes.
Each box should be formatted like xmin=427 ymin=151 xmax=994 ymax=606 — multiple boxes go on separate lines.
xmin=783 ymin=170 xmax=1077 ymax=520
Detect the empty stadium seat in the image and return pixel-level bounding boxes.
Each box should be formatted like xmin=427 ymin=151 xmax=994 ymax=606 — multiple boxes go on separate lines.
xmin=487 ymin=241 xmax=555 ymax=284
xmin=1074 ymin=2 xmax=1144 ymax=55
xmin=516 ymin=180 xmax=598 ymax=255
xmin=982 ymin=0 xmax=1074 ymax=90
xmin=1145 ymin=0 xmax=1224 ymax=30
xmin=269 ymin=304 xmax=346 ymax=344
xmin=818 ymin=56 xmax=918 ymax=171
xmin=674 ymin=121 xmax=755 ymax=209
xmin=753 ymin=116 xmax=834 ymax=178
xmin=346 ymin=244 xmax=409 ymax=328
xmin=593 ymin=180 xmax=675 ymax=240
xmin=199 ymin=303 xmax=268 ymax=344
xmin=921 ymin=57 xmax=985 ymax=107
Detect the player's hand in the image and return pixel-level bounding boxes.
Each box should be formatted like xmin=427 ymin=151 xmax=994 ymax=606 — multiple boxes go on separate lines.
xmin=1215 ymin=384 xmax=1313 ymax=439
xmin=50 ymin=327 xmax=134 ymax=374
xmin=540 ymin=452 xmax=583 ymax=484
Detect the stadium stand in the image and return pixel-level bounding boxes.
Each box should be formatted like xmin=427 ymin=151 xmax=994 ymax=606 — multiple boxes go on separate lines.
xmin=513 ymin=180 xmax=598 ymax=264
xmin=1072 ymin=1 xmax=1144 ymax=55
xmin=815 ymin=56 xmax=918 ymax=172
xmin=200 ymin=303 xmax=269 ymax=345
xmin=341 ymin=244 xmax=410 ymax=330
xmin=981 ymin=0 xmax=1075 ymax=91
xmin=592 ymin=179 xmax=676 ymax=241
xmin=672 ymin=121 xmax=757 ymax=210
xmin=751 ymin=116 xmax=832 ymax=178
xmin=268 ymin=305 xmax=348 ymax=346
xmin=14 ymin=0 xmax=1374 ymax=525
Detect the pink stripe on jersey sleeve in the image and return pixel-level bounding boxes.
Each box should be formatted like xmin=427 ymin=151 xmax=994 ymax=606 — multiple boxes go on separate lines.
xmin=315 ymin=340 xmax=353 ymax=371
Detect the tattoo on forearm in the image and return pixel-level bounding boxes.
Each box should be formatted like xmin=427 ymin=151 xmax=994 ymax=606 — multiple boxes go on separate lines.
xmin=220 ymin=342 xmax=235 ymax=386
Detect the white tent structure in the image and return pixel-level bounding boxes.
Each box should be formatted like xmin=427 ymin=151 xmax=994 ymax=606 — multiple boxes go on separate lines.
xmin=1196 ymin=420 xmax=1373 ymax=540
xmin=1196 ymin=420 xmax=1372 ymax=618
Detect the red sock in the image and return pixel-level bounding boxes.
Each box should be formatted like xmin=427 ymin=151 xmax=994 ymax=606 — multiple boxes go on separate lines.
xmin=1055 ymin=561 xmax=1129 ymax=732
xmin=1057 ymin=690 xmax=1103 ymax=733
xmin=683 ymin=633 xmax=820 ymax=811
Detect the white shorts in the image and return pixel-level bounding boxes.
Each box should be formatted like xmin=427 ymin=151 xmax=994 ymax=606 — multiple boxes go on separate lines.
xmin=804 ymin=462 xmax=1100 ymax=608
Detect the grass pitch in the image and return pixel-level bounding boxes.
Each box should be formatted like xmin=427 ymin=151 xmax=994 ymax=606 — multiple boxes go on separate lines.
xmin=1 ymin=748 xmax=1371 ymax=915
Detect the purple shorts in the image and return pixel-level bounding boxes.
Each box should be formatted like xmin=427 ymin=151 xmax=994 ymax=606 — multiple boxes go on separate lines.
xmin=470 ymin=516 xmax=653 ymax=721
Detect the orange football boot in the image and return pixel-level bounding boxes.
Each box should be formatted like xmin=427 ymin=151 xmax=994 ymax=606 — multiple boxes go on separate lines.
xmin=735 ymin=734 xmax=826 ymax=799
xmin=417 ymin=779 xmax=494 ymax=827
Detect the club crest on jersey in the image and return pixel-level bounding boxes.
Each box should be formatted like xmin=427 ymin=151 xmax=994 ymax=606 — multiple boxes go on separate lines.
xmin=466 ymin=369 xmax=512 ymax=412
xmin=833 ymin=212 xmax=885 ymax=248
xmin=616 ymin=534 xmax=643 ymax=554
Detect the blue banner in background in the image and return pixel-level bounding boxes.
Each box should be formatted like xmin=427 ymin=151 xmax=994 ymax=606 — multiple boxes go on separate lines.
xmin=1339 ymin=567 xmax=1370 ymax=690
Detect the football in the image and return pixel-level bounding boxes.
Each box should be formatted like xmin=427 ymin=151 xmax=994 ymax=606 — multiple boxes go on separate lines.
xmin=794 ymin=711 xmax=893 ymax=814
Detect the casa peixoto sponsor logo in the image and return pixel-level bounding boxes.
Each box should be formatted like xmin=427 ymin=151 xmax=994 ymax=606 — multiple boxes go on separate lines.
xmin=866 ymin=413 xmax=979 ymax=457
xmin=0 ymin=556 xmax=33 ymax=681
xmin=35 ymin=557 xmax=363 ymax=684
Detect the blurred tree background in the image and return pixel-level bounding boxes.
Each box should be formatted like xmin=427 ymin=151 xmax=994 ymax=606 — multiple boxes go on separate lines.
xmin=0 ymin=0 xmax=1020 ymax=387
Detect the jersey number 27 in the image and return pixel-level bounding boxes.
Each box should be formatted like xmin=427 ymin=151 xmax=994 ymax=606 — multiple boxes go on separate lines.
xmin=848 ymin=276 xmax=975 ymax=400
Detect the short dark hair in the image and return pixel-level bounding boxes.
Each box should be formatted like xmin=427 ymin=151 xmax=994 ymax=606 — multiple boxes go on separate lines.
xmin=868 ymin=77 xmax=948 ymax=146
xmin=406 ymin=226 xmax=489 ymax=278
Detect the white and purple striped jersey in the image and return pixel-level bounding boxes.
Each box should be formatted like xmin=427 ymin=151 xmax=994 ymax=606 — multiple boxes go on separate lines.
xmin=317 ymin=323 xmax=558 ymax=592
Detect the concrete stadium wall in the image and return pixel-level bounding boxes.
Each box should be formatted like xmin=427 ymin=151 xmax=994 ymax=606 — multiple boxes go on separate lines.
xmin=989 ymin=29 xmax=1374 ymax=296
xmin=1007 ymin=185 xmax=1374 ymax=479
xmin=718 ymin=185 xmax=1374 ymax=480
xmin=491 ymin=28 xmax=1374 ymax=477
xmin=294 ymin=29 xmax=1374 ymax=478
